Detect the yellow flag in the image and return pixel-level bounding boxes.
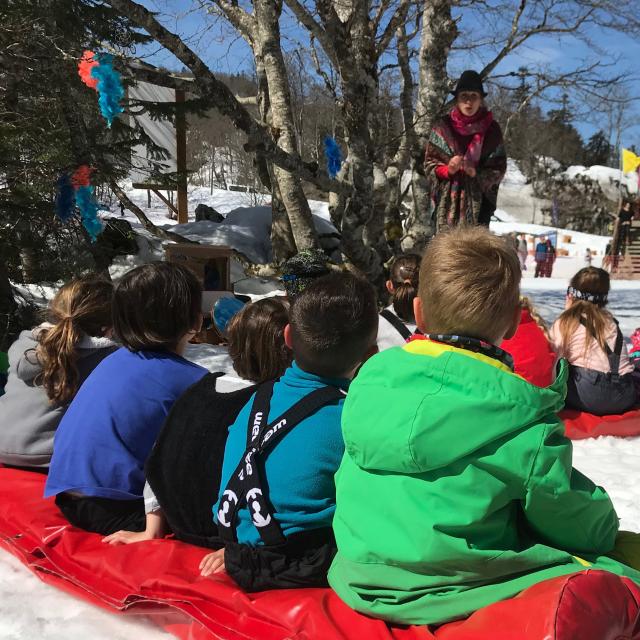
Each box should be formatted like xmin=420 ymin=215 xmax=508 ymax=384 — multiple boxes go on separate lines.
xmin=622 ymin=148 xmax=640 ymax=173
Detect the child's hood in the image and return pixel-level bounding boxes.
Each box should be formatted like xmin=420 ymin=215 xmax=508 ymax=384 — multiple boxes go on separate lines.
xmin=341 ymin=341 xmax=568 ymax=474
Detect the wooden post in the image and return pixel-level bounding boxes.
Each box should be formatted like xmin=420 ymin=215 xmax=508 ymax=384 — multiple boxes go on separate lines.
xmin=175 ymin=89 xmax=188 ymax=224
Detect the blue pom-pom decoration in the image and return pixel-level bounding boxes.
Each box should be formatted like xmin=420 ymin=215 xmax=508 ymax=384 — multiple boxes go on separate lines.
xmin=324 ymin=136 xmax=343 ymax=178
xmin=213 ymin=297 xmax=246 ymax=336
xmin=55 ymin=174 xmax=75 ymax=222
xmin=74 ymin=185 xmax=103 ymax=242
xmin=91 ymin=54 xmax=125 ymax=127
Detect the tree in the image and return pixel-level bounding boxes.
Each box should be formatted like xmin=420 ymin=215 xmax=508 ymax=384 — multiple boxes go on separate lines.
xmin=584 ymin=130 xmax=614 ymax=167
xmin=0 ymin=0 xmax=155 ymax=348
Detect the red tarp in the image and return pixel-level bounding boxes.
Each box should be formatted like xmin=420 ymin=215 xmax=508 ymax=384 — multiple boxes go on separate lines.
xmin=1 ymin=467 xmax=640 ymax=640
xmin=561 ymin=407 xmax=640 ymax=440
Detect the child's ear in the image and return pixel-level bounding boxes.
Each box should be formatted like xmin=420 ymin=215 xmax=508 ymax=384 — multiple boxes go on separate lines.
xmin=503 ymin=305 xmax=521 ymax=341
xmin=284 ymin=324 xmax=293 ymax=349
xmin=413 ymin=297 xmax=427 ymax=333
xmin=386 ymin=280 xmax=394 ymax=294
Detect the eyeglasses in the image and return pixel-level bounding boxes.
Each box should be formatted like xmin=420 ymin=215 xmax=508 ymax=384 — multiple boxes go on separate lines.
xmin=457 ymin=93 xmax=482 ymax=103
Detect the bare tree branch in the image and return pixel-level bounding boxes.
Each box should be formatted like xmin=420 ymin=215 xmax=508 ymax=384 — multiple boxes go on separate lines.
xmin=105 ymin=0 xmax=346 ymax=195
xmin=283 ymin=0 xmax=339 ymax=67
xmin=110 ymin=182 xmax=198 ymax=244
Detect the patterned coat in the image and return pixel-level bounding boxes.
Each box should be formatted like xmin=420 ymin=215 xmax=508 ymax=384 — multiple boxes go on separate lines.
xmin=424 ymin=113 xmax=507 ymax=230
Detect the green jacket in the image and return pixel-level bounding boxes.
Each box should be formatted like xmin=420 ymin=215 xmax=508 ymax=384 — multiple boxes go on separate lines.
xmin=328 ymin=339 xmax=640 ymax=624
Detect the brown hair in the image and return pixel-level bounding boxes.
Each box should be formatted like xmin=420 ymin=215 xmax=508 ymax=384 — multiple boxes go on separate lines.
xmin=227 ymin=298 xmax=292 ymax=383
xmin=418 ymin=226 xmax=521 ymax=343
xmin=388 ymin=254 xmax=421 ymax=322
xmin=289 ymin=272 xmax=378 ymax=378
xmin=521 ymin=296 xmax=549 ymax=339
xmin=557 ymin=267 xmax=611 ymax=355
xmin=113 ymin=262 xmax=202 ymax=352
xmin=35 ymin=275 xmax=113 ymax=405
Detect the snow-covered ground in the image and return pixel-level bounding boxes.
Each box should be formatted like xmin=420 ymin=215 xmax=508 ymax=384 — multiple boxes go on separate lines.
xmin=2 ymin=179 xmax=640 ymax=639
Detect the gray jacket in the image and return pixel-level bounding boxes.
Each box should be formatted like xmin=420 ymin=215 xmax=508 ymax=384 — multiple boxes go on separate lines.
xmin=0 ymin=327 xmax=117 ymax=468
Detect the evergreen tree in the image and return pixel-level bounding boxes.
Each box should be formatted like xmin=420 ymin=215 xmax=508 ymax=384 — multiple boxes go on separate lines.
xmin=0 ymin=0 xmax=150 ymax=349
xmin=584 ymin=130 xmax=614 ymax=167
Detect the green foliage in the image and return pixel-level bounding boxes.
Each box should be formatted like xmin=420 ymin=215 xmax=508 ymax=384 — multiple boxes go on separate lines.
xmin=0 ymin=0 xmax=151 ymax=346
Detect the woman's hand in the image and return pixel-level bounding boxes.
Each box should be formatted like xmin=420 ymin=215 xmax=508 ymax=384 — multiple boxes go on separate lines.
xmin=448 ymin=155 xmax=463 ymax=175
xmin=464 ymin=164 xmax=476 ymax=178
xmin=199 ymin=548 xmax=226 ymax=576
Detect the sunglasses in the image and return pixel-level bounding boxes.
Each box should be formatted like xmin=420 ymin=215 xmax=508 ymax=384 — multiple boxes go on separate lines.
xmin=457 ymin=93 xmax=482 ymax=103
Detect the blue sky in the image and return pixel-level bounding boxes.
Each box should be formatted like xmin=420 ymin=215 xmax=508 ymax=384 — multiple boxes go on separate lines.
xmin=135 ymin=0 xmax=640 ymax=151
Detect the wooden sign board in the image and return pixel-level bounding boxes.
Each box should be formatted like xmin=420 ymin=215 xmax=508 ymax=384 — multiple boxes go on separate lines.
xmin=164 ymin=244 xmax=234 ymax=344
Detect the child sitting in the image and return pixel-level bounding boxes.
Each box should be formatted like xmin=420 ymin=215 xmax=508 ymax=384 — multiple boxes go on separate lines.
xmin=0 ymin=276 xmax=116 ymax=468
xmin=377 ymin=254 xmax=420 ymax=351
xmin=198 ymin=272 xmax=378 ymax=591
xmin=44 ymin=262 xmax=207 ymax=535
xmin=549 ymin=267 xmax=637 ymax=415
xmin=328 ymin=226 xmax=640 ymax=625
xmin=500 ymin=297 xmax=556 ymax=387
xmin=104 ymin=297 xmax=293 ymax=549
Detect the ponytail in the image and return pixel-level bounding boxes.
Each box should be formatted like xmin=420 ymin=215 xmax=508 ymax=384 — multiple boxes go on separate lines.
xmin=389 ymin=254 xmax=421 ymax=322
xmin=37 ymin=317 xmax=81 ymax=405
xmin=34 ymin=275 xmax=113 ymax=405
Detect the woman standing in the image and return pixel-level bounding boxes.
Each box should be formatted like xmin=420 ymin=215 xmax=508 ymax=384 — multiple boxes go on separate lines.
xmin=425 ymin=70 xmax=507 ymax=231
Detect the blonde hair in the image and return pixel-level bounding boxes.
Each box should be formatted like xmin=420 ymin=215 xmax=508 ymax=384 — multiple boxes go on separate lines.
xmin=521 ymin=296 xmax=549 ymax=339
xmin=35 ymin=275 xmax=114 ymax=405
xmin=418 ymin=226 xmax=521 ymax=343
xmin=557 ymin=267 xmax=611 ymax=356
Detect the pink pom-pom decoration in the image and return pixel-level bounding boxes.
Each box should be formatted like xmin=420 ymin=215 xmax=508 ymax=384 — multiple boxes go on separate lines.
xmin=78 ymin=51 xmax=99 ymax=90
xmin=71 ymin=165 xmax=93 ymax=189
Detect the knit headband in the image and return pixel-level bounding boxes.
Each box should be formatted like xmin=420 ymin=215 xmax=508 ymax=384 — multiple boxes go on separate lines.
xmin=567 ymin=286 xmax=608 ymax=306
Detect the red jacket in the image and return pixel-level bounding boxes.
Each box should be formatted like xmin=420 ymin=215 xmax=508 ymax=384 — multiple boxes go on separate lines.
xmin=501 ymin=309 xmax=556 ymax=387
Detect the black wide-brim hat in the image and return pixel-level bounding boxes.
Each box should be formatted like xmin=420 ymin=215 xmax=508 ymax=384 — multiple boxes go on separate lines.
xmin=451 ymin=70 xmax=487 ymax=97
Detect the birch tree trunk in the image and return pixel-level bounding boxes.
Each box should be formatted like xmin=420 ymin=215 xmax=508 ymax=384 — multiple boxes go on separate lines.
xmin=253 ymin=0 xmax=319 ymax=255
xmin=402 ymin=0 xmax=457 ymax=252
xmin=254 ymin=52 xmax=296 ymax=263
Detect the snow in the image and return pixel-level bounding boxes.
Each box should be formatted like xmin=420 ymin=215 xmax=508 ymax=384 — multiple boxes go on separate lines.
xmin=0 ymin=552 xmax=172 ymax=640
xmin=490 ymin=218 xmax=611 ymax=280
xmin=3 ymin=176 xmax=640 ymax=639
xmin=564 ymin=164 xmax=638 ymax=201
xmin=496 ymin=159 xmax=549 ymax=224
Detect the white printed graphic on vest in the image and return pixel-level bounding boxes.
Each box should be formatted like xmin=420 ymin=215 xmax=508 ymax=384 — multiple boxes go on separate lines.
xmin=247 ymin=488 xmax=272 ymax=527
xmin=217 ymin=489 xmax=238 ymax=527
xmin=261 ymin=418 xmax=287 ymax=445
xmin=251 ymin=411 xmax=263 ymax=442
xmin=237 ymin=449 xmax=255 ymax=481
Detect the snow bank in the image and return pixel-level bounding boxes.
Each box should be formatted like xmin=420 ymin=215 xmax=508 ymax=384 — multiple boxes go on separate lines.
xmin=564 ymin=165 xmax=638 ymax=201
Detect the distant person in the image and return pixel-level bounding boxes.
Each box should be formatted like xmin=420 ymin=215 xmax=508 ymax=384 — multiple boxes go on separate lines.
xmin=377 ymin=254 xmax=421 ymax=350
xmin=549 ymin=267 xmax=637 ymax=415
xmin=45 ymin=263 xmax=208 ymax=535
xmin=517 ymin=234 xmax=528 ymax=270
xmin=543 ymin=238 xmax=556 ymax=277
xmin=618 ymin=201 xmax=633 ymax=250
xmin=0 ymin=276 xmax=116 ymax=469
xmin=585 ymin=247 xmax=593 ymax=267
xmin=534 ymin=236 xmax=548 ymax=277
xmin=424 ymin=70 xmax=506 ymax=231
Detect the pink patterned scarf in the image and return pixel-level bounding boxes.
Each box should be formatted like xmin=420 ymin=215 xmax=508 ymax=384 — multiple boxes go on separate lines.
xmin=449 ymin=107 xmax=494 ymax=169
